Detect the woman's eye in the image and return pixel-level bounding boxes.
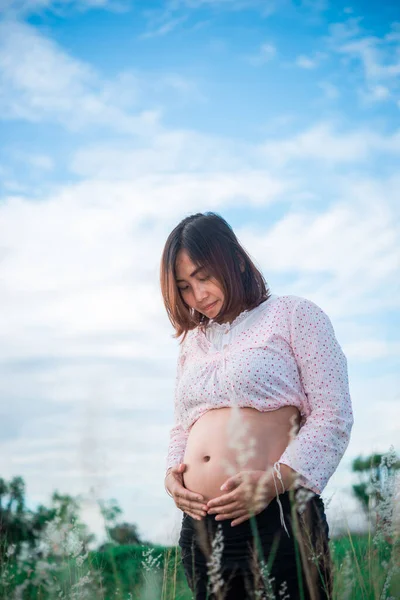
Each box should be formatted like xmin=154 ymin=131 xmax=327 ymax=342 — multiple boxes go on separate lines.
xmin=178 ymin=275 xmax=209 ymax=291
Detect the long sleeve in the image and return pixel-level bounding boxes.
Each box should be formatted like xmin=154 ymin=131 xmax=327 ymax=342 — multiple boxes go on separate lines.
xmin=165 ymin=340 xmax=190 ymax=474
xmin=278 ymin=297 xmax=354 ymax=494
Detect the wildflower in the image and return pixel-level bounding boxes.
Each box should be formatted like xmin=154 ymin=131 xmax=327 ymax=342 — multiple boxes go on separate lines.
xmin=340 ymin=551 xmax=353 ymax=600
xmin=206 ymin=523 xmax=225 ymax=596
xmin=381 ymin=445 xmax=398 ymax=469
xmin=322 ymin=493 xmax=334 ymax=510
xmin=141 ymin=546 xmax=161 ymax=572
xmin=75 ymin=553 xmax=89 ymax=567
xmin=6 ymin=544 xmax=16 ymax=557
xmin=308 ymin=550 xmax=323 ymax=565
xmin=69 ymin=573 xmax=96 ymax=600
xmin=64 ymin=530 xmax=84 ymax=558
xmin=370 ymin=448 xmax=400 ymax=546
xmin=278 ymin=580 xmax=290 ymax=599
xmin=258 ymin=558 xmax=276 ymax=600
xmin=16 ymin=507 xmax=104 ymax=599
xmin=295 ymin=488 xmax=315 ymax=515
xmin=380 ymin=562 xmax=400 ymax=600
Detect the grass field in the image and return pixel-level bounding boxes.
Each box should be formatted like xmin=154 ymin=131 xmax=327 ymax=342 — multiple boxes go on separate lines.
xmin=150 ymin=532 xmax=400 ymax=600
xmin=1 ymin=530 xmax=399 ymax=599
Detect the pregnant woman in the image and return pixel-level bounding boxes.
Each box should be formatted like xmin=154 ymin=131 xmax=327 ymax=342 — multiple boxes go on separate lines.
xmin=161 ymin=212 xmax=353 ymax=600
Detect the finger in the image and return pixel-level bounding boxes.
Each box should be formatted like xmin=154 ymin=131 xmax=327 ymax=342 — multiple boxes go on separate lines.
xmin=230 ymin=504 xmax=267 ymax=526
xmin=207 ymin=491 xmax=237 ymax=509
xmin=215 ymin=509 xmax=247 ymax=522
xmin=214 ymin=501 xmax=264 ymax=521
xmin=183 ymin=509 xmax=207 ymax=521
xmin=208 ymin=500 xmax=238 ymax=515
xmin=173 ymin=488 xmax=207 ymax=515
xmin=178 ymin=492 xmax=208 ymax=515
xmin=176 ymin=485 xmax=205 ymax=503
xmin=231 ymin=514 xmax=250 ymax=526
xmin=225 ymin=508 xmax=260 ymax=525
xmin=184 ymin=497 xmax=208 ymax=513
xmin=174 ymin=486 xmax=205 ymax=504
xmin=214 ymin=497 xmax=262 ymax=515
xmin=185 ymin=491 xmax=206 ymax=504
xmin=185 ymin=511 xmax=202 ymax=521
xmin=188 ymin=506 xmax=208 ymax=517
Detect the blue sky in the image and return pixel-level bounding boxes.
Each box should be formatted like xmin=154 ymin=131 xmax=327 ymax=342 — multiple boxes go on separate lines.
xmin=0 ymin=0 xmax=399 ymax=546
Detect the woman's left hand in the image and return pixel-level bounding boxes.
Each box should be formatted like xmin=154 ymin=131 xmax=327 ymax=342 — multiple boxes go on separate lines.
xmin=206 ymin=469 xmax=276 ymax=527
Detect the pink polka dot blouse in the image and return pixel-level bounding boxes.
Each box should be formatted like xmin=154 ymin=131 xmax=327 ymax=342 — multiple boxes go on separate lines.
xmin=165 ymin=293 xmax=354 ymax=494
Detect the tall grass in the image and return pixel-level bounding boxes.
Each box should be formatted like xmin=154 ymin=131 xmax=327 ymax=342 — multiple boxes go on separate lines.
xmin=0 ymin=413 xmax=398 ymax=599
xmin=1 ymin=501 xmax=398 ymax=599
xmin=0 ymin=492 xmax=399 ymax=598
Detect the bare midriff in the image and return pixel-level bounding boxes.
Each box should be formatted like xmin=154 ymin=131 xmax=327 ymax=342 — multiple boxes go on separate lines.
xmin=182 ymin=406 xmax=300 ymax=503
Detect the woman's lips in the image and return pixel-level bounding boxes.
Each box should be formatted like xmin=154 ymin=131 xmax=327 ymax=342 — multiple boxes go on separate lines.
xmin=204 ymin=301 xmax=217 ymax=311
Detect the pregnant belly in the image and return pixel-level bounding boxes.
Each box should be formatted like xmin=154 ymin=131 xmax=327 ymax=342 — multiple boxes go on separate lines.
xmin=182 ymin=406 xmax=300 ymax=503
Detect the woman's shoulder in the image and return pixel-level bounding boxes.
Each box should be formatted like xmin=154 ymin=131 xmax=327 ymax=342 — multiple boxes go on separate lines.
xmin=256 ymin=293 xmax=308 ymax=319
xmin=177 ymin=327 xmax=199 ymax=352
xmin=254 ymin=294 xmax=326 ymax=334
xmin=267 ymin=293 xmax=323 ymax=314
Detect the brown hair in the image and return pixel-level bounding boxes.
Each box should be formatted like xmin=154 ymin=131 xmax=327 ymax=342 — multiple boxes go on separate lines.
xmin=160 ymin=212 xmax=271 ymax=342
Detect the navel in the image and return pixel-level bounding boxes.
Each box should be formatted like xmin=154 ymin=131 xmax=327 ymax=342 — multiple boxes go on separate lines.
xmin=203 ymin=455 xmax=211 ymax=462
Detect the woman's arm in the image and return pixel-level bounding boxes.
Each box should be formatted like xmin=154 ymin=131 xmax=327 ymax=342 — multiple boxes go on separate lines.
xmin=165 ymin=340 xmax=190 ymax=477
xmin=278 ymin=297 xmax=354 ymax=495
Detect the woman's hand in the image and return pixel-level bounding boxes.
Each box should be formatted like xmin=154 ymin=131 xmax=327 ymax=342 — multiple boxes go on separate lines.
xmin=165 ymin=464 xmax=209 ymax=521
xmin=206 ymin=469 xmax=276 ymax=527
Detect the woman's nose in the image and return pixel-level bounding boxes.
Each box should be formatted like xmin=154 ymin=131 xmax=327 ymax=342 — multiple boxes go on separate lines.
xmin=193 ymin=284 xmax=208 ymax=303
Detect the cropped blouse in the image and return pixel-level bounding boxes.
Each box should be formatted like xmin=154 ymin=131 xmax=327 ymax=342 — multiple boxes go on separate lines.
xmin=165 ymin=293 xmax=354 ymax=494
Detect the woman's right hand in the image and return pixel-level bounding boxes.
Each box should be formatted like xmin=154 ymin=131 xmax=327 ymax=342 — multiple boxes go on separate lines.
xmin=165 ymin=464 xmax=208 ymax=520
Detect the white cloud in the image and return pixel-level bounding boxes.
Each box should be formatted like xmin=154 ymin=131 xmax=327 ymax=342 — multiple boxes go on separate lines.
xmin=359 ymin=83 xmax=391 ymax=104
xmin=328 ymin=16 xmax=362 ymax=41
xmin=246 ymin=42 xmax=277 ymax=66
xmin=0 ymin=20 xmax=161 ymax=134
xmin=70 ymin=129 xmax=271 ymax=177
xmin=0 ymin=20 xmax=205 ymax=134
xmin=27 ymin=154 xmax=54 ymax=170
xmin=10 ymin=152 xmax=54 ymax=171
xmin=318 ymin=80 xmax=340 ymax=99
xmin=259 ymin=122 xmax=400 ymax=166
xmin=139 ymin=13 xmax=190 ymax=39
xmin=339 ymin=35 xmax=400 ymax=80
xmin=295 ymin=51 xmax=325 ymax=69
xmin=296 ymin=55 xmax=317 ymax=69
xmin=1 ymin=165 xmax=398 ymax=544
xmin=0 ymin=0 xmax=129 ymax=17
xmin=328 ymin=19 xmax=400 ymax=106
xmin=165 ymin=0 xmax=279 ymax=15
xmin=238 ymin=184 xmax=400 ymax=320
xmin=141 ymin=0 xmax=281 ymax=38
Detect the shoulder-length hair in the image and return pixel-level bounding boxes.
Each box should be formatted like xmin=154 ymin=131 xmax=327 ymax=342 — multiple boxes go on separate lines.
xmin=160 ymin=212 xmax=271 ymax=342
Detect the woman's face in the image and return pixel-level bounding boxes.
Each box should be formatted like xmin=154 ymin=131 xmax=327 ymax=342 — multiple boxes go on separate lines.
xmin=175 ymin=249 xmax=224 ymax=319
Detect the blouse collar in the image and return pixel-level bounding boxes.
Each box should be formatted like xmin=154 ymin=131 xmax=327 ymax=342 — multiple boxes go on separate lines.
xmin=207 ymin=296 xmax=273 ymax=332
xmin=208 ymin=308 xmax=250 ymax=332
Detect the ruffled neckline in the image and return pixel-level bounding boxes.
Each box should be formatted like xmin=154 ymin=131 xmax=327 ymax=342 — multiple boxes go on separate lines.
xmin=208 ymin=307 xmax=250 ymax=331
xmin=207 ymin=297 xmax=273 ymax=332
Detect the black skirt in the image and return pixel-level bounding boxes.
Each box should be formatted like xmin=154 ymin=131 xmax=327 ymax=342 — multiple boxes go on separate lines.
xmin=178 ymin=488 xmax=333 ymax=600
